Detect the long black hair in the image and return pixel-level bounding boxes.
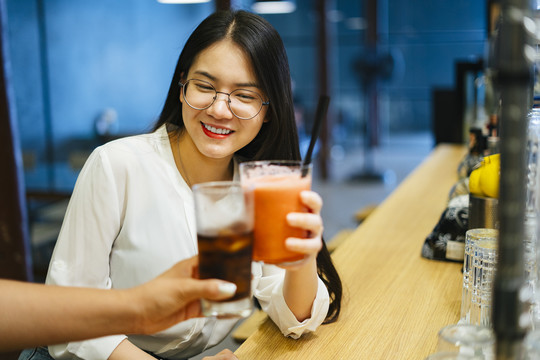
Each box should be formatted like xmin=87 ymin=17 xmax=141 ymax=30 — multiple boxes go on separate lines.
xmin=154 ymin=10 xmax=341 ymax=324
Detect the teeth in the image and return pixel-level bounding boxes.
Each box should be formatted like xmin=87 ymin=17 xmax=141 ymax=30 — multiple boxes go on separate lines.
xmin=203 ymin=123 xmax=232 ymax=135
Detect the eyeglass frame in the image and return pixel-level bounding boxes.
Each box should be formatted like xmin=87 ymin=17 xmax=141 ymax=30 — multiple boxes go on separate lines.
xmin=178 ymin=79 xmax=270 ymax=120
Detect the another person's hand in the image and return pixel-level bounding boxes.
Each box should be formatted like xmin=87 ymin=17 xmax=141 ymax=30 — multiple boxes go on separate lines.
xmin=202 ymin=349 xmax=239 ymax=360
xmin=283 ymin=190 xmax=324 ymax=270
xmin=128 ymin=256 xmax=237 ymax=334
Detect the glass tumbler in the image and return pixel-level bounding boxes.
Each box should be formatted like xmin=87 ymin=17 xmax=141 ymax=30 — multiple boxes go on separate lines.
xmin=461 ymin=229 xmax=498 ymax=324
xmin=193 ymin=181 xmax=254 ymax=318
xmin=239 ymin=160 xmax=312 ymax=266
xmin=437 ymin=324 xmax=494 ymax=359
xmin=470 ymin=238 xmax=498 ymax=327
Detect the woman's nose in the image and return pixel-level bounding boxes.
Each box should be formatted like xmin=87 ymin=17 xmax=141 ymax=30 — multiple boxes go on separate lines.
xmin=207 ymin=93 xmax=234 ymax=120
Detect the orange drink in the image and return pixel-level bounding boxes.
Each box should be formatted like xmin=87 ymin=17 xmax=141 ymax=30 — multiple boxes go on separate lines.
xmin=239 ymin=161 xmax=312 ymax=265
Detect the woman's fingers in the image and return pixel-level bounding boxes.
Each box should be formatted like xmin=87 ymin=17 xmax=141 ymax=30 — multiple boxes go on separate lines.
xmin=286 ymin=213 xmax=323 ymax=237
xmin=285 ymin=212 xmax=323 ymax=255
xmin=280 ymin=190 xmax=324 ymax=259
xmin=285 ymin=237 xmax=322 ymax=254
xmin=300 ymin=190 xmax=323 ymax=214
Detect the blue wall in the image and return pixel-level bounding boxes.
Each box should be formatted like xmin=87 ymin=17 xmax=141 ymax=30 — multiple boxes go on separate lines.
xmin=6 ymin=0 xmax=486 ymax=191
xmin=6 ymin=0 xmax=214 ymax=190
xmin=381 ymin=0 xmax=486 ymax=131
xmin=265 ymin=0 xmax=486 ymax=138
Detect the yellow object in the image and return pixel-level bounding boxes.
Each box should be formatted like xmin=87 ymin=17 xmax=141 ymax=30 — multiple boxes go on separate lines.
xmin=469 ymin=154 xmax=500 ymax=198
xmin=480 ymin=154 xmax=500 ymax=198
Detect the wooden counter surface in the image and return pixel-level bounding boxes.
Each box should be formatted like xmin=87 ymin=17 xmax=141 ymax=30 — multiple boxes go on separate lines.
xmin=235 ymin=144 xmax=468 ymax=360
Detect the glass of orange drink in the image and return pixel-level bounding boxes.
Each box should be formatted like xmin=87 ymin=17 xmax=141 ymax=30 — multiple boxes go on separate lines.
xmin=239 ymin=160 xmax=312 ymax=265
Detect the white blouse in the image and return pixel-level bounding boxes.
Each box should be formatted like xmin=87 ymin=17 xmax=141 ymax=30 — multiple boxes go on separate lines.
xmin=45 ymin=125 xmax=329 ymax=360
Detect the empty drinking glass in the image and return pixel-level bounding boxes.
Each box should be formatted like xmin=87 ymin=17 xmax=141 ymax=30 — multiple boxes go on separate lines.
xmin=470 ymin=238 xmax=498 ymax=327
xmin=436 ymin=324 xmax=494 ymax=359
xmin=461 ymin=229 xmax=498 ymax=324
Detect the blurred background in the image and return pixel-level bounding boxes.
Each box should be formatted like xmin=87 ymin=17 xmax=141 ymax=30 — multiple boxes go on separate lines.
xmin=0 ymin=0 xmax=493 ymax=358
xmin=2 ymin=0 xmax=488 ymax=291
xmin=6 ymin=0 xmax=486 ymax=189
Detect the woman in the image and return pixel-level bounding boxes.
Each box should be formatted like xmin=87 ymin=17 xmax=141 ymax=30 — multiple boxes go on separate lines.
xmin=20 ymin=9 xmax=341 ymax=360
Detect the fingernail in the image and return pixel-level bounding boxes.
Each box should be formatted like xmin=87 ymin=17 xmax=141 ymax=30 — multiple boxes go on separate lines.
xmin=218 ymin=282 xmax=237 ymax=296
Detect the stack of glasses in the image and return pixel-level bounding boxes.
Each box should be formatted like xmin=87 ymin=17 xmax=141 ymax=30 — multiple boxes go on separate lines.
xmin=422 ymin=229 xmax=498 ymax=359
xmin=424 ymin=230 xmax=498 ymax=359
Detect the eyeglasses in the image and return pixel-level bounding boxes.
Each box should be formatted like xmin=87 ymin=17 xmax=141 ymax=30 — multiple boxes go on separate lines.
xmin=179 ymin=79 xmax=270 ymax=120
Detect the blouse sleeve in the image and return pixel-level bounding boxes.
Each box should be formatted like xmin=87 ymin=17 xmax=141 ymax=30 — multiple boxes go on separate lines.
xmin=251 ymin=262 xmax=330 ymax=339
xmin=46 ymin=147 xmax=127 ymax=360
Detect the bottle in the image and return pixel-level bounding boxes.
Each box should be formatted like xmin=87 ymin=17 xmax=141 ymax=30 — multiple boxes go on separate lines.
xmin=457 ymin=128 xmax=486 ymax=179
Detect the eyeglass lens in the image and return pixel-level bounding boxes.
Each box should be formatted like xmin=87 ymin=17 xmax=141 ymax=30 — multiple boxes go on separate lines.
xmin=183 ymin=79 xmax=264 ymax=119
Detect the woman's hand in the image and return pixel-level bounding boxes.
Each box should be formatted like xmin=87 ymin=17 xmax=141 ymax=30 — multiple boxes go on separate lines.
xmin=283 ymin=190 xmax=324 ymax=270
xmin=280 ymin=190 xmax=323 ymax=320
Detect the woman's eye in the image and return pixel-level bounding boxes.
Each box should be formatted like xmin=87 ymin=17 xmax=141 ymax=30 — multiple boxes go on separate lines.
xmin=196 ymin=84 xmax=214 ymax=92
xmin=234 ymin=92 xmax=256 ymax=101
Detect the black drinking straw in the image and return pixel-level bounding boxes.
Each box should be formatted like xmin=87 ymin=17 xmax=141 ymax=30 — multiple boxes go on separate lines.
xmin=302 ymin=94 xmax=330 ymax=177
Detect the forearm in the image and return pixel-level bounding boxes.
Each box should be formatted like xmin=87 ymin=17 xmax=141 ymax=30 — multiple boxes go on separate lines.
xmin=0 ymin=260 xmax=236 ymax=352
xmin=107 ymin=339 xmax=156 ymax=360
xmin=282 ymin=258 xmax=319 ymax=321
xmin=0 ymin=280 xmax=136 ymax=351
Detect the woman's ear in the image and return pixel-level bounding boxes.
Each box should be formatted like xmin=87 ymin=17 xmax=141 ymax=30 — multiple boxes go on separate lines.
xmin=262 ymin=106 xmax=270 ymax=123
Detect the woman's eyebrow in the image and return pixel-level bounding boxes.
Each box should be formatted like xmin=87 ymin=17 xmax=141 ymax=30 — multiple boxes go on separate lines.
xmin=194 ymin=70 xmax=216 ymax=81
xmin=236 ymin=81 xmax=260 ymax=88
xmin=193 ymin=70 xmax=260 ymax=88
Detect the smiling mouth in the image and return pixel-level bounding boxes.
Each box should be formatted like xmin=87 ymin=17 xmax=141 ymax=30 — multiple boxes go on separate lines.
xmin=202 ymin=122 xmax=233 ymax=135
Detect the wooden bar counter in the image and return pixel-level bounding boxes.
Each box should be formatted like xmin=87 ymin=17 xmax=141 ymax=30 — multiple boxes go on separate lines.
xmin=235 ymin=144 xmax=468 ymax=360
